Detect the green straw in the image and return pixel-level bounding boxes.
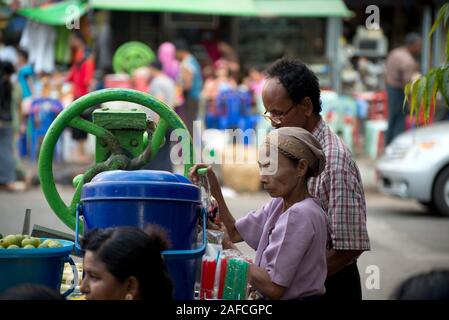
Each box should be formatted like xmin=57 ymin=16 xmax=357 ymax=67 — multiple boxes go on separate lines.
xmin=222 ymin=258 xmax=249 ymax=300
xmin=223 ymin=258 xmax=237 ymax=299
xmin=235 ymin=259 xmax=249 ymax=300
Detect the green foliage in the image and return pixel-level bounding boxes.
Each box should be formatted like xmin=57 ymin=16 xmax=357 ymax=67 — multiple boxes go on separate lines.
xmin=405 ymin=3 xmax=449 ymax=123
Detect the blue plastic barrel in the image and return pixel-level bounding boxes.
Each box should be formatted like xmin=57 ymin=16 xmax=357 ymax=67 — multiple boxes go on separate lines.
xmin=0 ymin=239 xmax=77 ymax=297
xmin=79 ymin=170 xmax=204 ymax=300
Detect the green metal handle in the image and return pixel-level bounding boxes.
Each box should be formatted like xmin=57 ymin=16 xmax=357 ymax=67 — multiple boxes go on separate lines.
xmin=38 ymin=88 xmax=194 ymax=233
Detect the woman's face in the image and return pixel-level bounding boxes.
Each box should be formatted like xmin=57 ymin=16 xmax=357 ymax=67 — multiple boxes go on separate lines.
xmin=80 ymin=250 xmax=130 ymax=300
xmin=258 ymin=144 xmax=304 ymax=198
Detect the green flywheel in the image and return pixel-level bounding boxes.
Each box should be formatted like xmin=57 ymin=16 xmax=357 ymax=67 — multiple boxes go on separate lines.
xmin=112 ymin=41 xmax=155 ymax=75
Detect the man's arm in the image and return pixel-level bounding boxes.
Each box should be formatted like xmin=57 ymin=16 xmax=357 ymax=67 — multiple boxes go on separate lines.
xmin=327 ymin=249 xmax=363 ymax=277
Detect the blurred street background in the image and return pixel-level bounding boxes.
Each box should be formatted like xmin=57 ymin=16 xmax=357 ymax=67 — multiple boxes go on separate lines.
xmin=1 ymin=0 xmax=449 ymax=300
xmin=1 ymin=156 xmax=449 ymax=299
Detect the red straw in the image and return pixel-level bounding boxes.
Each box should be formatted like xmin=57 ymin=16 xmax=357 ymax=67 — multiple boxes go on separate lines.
xmin=217 ymin=257 xmax=228 ymax=299
xmin=205 ymin=260 xmax=216 ymax=299
xmin=200 ymin=259 xmax=217 ymax=299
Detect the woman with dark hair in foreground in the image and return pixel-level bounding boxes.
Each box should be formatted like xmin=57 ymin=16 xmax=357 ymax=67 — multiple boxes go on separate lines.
xmin=80 ymin=226 xmax=174 ymax=300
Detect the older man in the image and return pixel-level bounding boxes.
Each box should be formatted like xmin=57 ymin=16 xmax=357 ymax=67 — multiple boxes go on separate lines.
xmin=384 ymin=33 xmax=421 ymax=145
xmin=262 ymin=57 xmax=370 ymax=299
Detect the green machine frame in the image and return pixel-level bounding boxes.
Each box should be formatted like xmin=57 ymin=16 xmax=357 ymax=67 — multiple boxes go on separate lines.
xmin=38 ymin=89 xmax=194 ymax=233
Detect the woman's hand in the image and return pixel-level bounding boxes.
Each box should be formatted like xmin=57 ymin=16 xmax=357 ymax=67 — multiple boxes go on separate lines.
xmin=219 ymin=223 xmax=238 ymax=250
xmin=190 ymin=164 xmax=243 ymax=245
xmin=188 ymin=164 xmax=211 ymax=185
xmin=188 ymin=164 xmax=221 ymax=198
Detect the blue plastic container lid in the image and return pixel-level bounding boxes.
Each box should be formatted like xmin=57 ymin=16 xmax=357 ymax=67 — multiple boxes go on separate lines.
xmin=81 ymin=170 xmax=201 ymax=203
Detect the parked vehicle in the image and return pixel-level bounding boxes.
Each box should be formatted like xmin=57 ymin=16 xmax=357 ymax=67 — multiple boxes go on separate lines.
xmin=376 ymin=121 xmax=449 ymax=217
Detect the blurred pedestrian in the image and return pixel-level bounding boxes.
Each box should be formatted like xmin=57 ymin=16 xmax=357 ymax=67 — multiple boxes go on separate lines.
xmin=66 ymin=31 xmax=95 ymax=163
xmin=201 ymin=64 xmax=236 ymax=112
xmin=0 ymin=60 xmax=26 ymax=192
xmin=174 ymin=39 xmax=203 ymax=135
xmin=217 ymin=41 xmax=240 ymax=77
xmin=391 ymin=269 xmax=449 ymax=300
xmin=0 ymin=32 xmax=17 ymax=65
xmin=80 ymin=226 xmax=174 ymax=301
xmin=248 ymin=66 xmax=266 ymax=114
xmin=262 ymin=57 xmax=370 ymax=300
xmin=385 ymin=32 xmax=421 ymax=145
xmin=16 ymin=48 xmax=34 ymax=100
xmin=11 ymin=65 xmax=30 ymax=185
xmin=15 ymin=48 xmax=33 ymax=159
xmin=158 ymin=42 xmax=179 ymax=82
xmin=143 ymin=59 xmax=176 ymax=172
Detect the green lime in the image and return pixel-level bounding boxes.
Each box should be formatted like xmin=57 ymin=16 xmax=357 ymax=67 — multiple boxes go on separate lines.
xmin=22 ymin=237 xmax=40 ymax=248
xmin=41 ymin=239 xmax=53 ymax=246
xmin=4 ymin=235 xmax=21 ymax=247
xmin=15 ymin=234 xmax=25 ymax=245
xmin=0 ymin=239 xmax=8 ymax=248
xmin=47 ymin=240 xmax=63 ymax=248
xmin=31 ymin=237 xmax=41 ymax=247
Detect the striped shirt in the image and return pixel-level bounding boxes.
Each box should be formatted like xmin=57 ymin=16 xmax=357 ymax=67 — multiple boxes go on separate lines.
xmin=308 ymin=118 xmax=370 ymax=251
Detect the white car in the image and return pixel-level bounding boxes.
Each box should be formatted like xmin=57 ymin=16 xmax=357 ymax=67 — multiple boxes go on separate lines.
xmin=376 ymin=121 xmax=449 ymax=217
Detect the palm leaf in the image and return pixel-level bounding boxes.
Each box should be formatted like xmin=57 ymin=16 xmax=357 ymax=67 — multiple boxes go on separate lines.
xmin=409 ymin=78 xmax=420 ymax=120
xmin=425 ymin=69 xmax=439 ymax=121
xmin=406 ymin=4 xmax=449 ymax=124
xmin=426 ymin=69 xmax=438 ymax=105
xmin=417 ymin=77 xmax=428 ymax=123
xmin=421 ymin=75 xmax=430 ymax=123
xmin=440 ymin=66 xmax=449 ymax=107
xmin=430 ymin=3 xmax=448 ymax=36
xmin=403 ymin=81 xmax=412 ymax=112
xmin=446 ymin=28 xmax=449 ymax=64
xmin=445 ymin=3 xmax=449 ymax=28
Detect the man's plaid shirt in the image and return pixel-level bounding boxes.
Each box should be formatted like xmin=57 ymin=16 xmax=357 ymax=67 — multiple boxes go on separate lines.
xmin=308 ymin=118 xmax=371 ymax=251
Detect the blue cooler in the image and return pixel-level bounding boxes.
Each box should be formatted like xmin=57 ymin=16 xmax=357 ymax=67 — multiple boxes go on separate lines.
xmin=77 ymin=170 xmax=206 ymax=300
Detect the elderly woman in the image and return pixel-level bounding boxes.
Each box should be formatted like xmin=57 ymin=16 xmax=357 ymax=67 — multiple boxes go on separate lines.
xmin=189 ymin=127 xmax=328 ymax=300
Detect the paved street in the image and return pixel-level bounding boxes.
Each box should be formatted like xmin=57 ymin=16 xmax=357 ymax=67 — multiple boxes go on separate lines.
xmin=1 ymin=168 xmax=449 ymax=300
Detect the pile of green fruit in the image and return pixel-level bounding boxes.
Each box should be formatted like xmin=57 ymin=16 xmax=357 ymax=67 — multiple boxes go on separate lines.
xmin=0 ymin=234 xmax=62 ymax=249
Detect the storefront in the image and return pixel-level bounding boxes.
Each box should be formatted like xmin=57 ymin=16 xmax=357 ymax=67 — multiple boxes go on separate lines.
xmin=90 ymin=0 xmax=352 ymax=90
xmin=6 ymin=0 xmax=353 ymax=90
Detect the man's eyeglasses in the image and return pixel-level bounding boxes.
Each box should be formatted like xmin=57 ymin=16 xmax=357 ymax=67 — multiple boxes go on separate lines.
xmin=263 ymin=103 xmax=297 ymax=125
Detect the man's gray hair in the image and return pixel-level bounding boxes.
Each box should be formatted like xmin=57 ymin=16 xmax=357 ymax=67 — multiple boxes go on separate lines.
xmin=405 ymin=32 xmax=421 ymax=46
